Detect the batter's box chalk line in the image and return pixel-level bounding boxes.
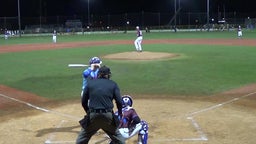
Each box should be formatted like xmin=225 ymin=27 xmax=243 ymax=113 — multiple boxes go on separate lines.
xmin=151 ymin=116 xmax=208 ymax=143
xmin=45 ymin=140 xmax=75 ymax=144
xmin=44 ymin=119 xmax=110 ymax=144
xmin=44 ymin=120 xmax=76 ymax=144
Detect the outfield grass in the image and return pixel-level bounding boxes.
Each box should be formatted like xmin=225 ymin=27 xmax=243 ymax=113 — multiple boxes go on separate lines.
xmin=1 ymin=31 xmax=256 ymax=99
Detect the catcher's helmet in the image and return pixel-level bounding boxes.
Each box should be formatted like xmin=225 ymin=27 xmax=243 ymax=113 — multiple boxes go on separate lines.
xmin=122 ymin=95 xmax=133 ymax=107
xmin=89 ymin=57 xmax=102 ymax=65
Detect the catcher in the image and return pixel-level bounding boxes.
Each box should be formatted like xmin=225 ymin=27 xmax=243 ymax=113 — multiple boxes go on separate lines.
xmin=110 ymin=95 xmax=149 ymax=144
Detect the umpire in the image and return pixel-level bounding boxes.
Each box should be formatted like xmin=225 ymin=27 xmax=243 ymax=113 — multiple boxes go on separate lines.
xmin=76 ymin=65 xmax=125 ymax=144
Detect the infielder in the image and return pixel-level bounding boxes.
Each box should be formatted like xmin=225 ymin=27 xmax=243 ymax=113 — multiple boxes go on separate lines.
xmin=52 ymin=30 xmax=57 ymax=43
xmin=237 ymin=25 xmax=242 ymax=38
xmin=81 ymin=57 xmax=102 ymax=96
xmin=110 ymin=95 xmax=149 ymax=144
xmin=134 ymin=26 xmax=143 ymax=52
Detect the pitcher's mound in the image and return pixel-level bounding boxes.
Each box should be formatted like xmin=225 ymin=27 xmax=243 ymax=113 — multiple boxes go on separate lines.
xmin=103 ymin=51 xmax=178 ymax=60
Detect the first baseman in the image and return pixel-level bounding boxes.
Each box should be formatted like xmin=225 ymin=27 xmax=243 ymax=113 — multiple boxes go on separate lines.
xmin=134 ymin=26 xmax=143 ymax=52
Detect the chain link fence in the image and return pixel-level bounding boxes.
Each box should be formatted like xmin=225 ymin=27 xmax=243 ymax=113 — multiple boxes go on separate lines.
xmin=1 ymin=12 xmax=255 ymax=34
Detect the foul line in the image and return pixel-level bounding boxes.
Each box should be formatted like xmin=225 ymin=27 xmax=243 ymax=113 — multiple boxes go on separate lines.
xmin=0 ymin=93 xmax=80 ymax=121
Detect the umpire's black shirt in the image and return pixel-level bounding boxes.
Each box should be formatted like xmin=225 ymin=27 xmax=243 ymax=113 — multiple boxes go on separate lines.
xmin=82 ymin=78 xmax=123 ymax=115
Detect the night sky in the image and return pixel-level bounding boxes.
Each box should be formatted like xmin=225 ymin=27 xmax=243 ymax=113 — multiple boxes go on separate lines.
xmin=0 ymin=0 xmax=255 ymax=17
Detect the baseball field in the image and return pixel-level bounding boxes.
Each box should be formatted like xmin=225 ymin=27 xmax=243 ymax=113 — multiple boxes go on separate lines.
xmin=1 ymin=30 xmax=256 ymax=144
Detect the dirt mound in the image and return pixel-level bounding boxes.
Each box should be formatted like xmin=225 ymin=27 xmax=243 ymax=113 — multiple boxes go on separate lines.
xmin=103 ymin=51 xmax=178 ymax=60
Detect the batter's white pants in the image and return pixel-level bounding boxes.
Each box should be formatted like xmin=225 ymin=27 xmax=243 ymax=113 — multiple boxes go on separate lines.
xmin=134 ymin=36 xmax=143 ymax=51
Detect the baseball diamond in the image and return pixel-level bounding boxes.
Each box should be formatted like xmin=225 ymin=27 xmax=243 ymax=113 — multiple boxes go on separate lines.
xmin=0 ymin=38 xmax=256 ymax=144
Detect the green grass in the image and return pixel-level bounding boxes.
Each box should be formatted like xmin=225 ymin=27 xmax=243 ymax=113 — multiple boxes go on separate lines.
xmin=1 ymin=31 xmax=256 ymax=99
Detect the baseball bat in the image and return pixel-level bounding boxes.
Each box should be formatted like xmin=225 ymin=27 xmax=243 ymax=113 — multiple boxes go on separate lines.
xmin=68 ymin=64 xmax=89 ymax=67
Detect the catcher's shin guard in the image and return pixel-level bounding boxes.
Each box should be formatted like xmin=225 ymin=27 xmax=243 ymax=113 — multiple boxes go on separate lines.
xmin=138 ymin=133 xmax=148 ymax=144
xmin=138 ymin=120 xmax=148 ymax=144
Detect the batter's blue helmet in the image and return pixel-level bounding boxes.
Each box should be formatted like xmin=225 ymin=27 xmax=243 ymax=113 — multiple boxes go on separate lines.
xmin=89 ymin=57 xmax=102 ymax=65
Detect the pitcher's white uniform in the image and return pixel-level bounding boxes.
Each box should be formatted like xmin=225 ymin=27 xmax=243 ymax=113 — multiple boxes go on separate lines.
xmin=134 ymin=26 xmax=143 ymax=52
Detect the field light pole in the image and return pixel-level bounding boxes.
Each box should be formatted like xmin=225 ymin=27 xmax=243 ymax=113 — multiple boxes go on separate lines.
xmin=178 ymin=0 xmax=180 ymax=25
xmin=17 ymin=0 xmax=21 ymax=37
xmin=39 ymin=0 xmax=42 ymax=31
xmin=174 ymin=0 xmax=176 ymax=27
xmin=88 ymin=0 xmax=90 ymax=25
xmin=207 ymin=0 xmax=210 ymax=31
